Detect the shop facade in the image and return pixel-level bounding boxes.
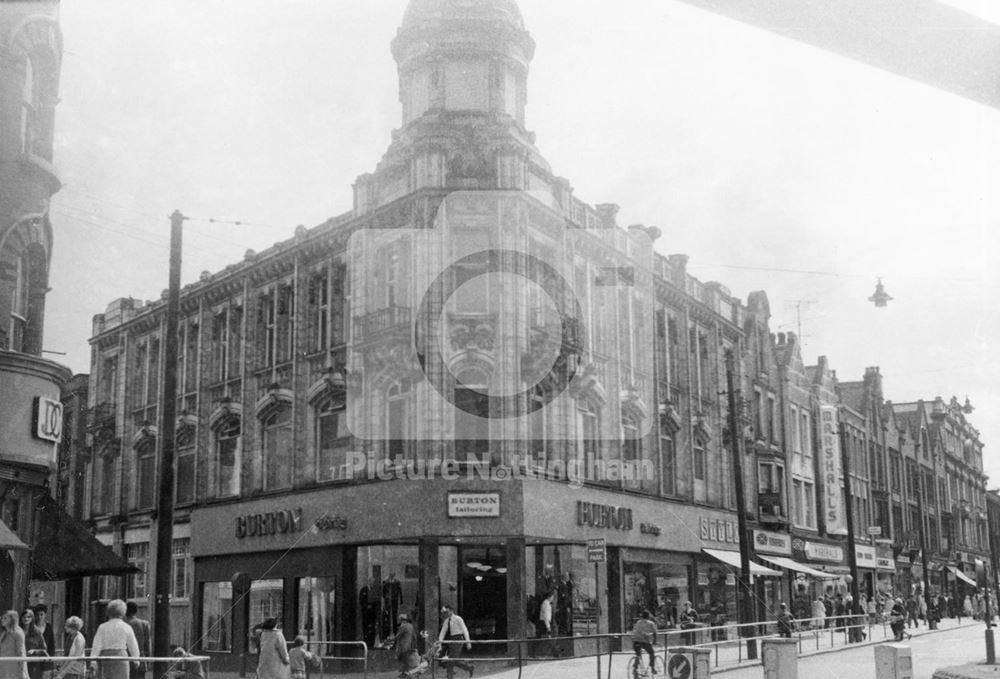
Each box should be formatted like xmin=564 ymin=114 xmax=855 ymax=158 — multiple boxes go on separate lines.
xmin=189 ymin=478 xmax=752 ymax=669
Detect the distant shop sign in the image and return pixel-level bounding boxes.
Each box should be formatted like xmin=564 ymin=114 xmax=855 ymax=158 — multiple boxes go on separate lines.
xmin=805 ymin=542 xmax=844 ymax=562
xmin=855 ymin=544 xmax=877 ymax=567
xmin=876 ymin=557 xmax=894 ymax=571
xmin=700 ymin=517 xmax=737 ymax=545
xmin=448 ymin=492 xmax=501 ymax=518
xmin=33 ymin=396 xmax=63 ymax=443
xmin=753 ymin=529 xmax=792 ymax=555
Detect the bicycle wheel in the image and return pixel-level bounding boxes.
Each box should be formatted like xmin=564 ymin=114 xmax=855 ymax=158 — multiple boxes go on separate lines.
xmin=650 ymin=654 xmax=663 ymax=675
xmin=626 ymin=655 xmax=642 ymax=678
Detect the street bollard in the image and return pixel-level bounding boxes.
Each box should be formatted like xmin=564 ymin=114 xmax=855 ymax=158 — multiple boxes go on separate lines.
xmin=874 ymin=644 xmax=913 ymax=679
xmin=761 ymin=638 xmax=798 ymax=679
xmin=669 ymin=647 xmax=712 ymax=679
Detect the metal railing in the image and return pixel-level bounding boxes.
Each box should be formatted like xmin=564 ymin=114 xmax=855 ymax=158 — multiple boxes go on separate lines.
xmin=13 ymin=654 xmax=211 ymax=679
xmin=302 ymin=640 xmax=369 ymax=679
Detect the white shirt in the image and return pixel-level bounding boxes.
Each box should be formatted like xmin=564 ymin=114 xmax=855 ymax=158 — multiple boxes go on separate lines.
xmin=90 ymin=619 xmax=140 ymax=659
xmin=438 ymin=613 xmax=470 ymax=642
xmin=539 ymin=599 xmax=553 ymax=625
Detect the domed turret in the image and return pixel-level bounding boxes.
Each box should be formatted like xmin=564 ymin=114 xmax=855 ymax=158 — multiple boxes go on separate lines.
xmin=401 ymin=0 xmax=525 ymax=31
xmin=392 ymin=0 xmax=534 ymax=127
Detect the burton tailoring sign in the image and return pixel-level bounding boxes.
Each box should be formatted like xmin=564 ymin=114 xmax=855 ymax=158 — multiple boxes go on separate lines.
xmin=577 ymin=501 xmax=634 ymax=530
xmin=235 ymin=508 xmax=303 ymax=538
xmin=448 ymin=492 xmax=501 ymax=518
xmin=820 ymin=405 xmax=847 ymax=535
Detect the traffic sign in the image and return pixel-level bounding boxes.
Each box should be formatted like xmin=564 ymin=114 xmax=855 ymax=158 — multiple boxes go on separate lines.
xmin=666 ymin=653 xmax=692 ymax=679
xmin=586 ymin=537 xmax=606 ymax=563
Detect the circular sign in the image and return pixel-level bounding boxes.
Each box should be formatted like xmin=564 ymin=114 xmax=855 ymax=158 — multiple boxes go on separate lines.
xmin=667 ymin=653 xmax=691 ymax=679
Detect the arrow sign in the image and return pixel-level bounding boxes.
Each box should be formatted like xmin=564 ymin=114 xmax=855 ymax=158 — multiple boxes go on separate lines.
xmin=667 ymin=653 xmax=691 ymax=679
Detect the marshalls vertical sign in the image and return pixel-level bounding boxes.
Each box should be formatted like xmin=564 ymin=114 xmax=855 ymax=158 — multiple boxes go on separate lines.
xmin=820 ymin=405 xmax=847 ymax=535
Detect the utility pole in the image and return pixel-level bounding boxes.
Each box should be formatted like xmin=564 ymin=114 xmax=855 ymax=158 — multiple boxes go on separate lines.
xmin=725 ymin=349 xmax=757 ymax=660
xmin=913 ymin=463 xmax=937 ymax=630
xmin=839 ymin=418 xmax=863 ymax=643
xmin=153 ymin=210 xmax=185 ymax=677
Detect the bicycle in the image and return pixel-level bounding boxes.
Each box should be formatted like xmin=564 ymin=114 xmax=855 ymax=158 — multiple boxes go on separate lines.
xmin=626 ymin=650 xmax=662 ymax=678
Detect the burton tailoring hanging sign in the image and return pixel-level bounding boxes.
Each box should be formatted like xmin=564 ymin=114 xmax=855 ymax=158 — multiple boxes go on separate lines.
xmin=820 ymin=405 xmax=847 ymax=535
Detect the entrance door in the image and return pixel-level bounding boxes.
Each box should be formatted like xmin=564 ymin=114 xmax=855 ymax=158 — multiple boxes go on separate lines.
xmin=459 ymin=546 xmax=507 ymax=643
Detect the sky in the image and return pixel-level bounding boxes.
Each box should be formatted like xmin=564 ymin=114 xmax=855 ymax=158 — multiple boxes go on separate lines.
xmin=45 ymin=1 xmax=1000 ymax=479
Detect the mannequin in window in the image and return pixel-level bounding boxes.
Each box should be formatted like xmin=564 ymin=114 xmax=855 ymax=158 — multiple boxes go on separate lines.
xmin=358 ymin=580 xmax=377 ymax=647
xmin=383 ymin=574 xmax=403 ymax=634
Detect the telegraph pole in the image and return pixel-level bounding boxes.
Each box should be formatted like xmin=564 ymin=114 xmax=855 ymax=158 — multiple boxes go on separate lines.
xmin=725 ymin=350 xmax=757 ymax=660
xmin=913 ymin=465 xmax=937 ymax=630
xmin=839 ymin=418 xmax=863 ymax=642
xmin=153 ymin=210 xmax=185 ymax=677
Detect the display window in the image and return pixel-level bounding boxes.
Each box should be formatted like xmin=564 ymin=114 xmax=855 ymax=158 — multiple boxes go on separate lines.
xmin=356 ymin=546 xmax=419 ymax=647
xmin=200 ymin=581 xmax=233 ymax=651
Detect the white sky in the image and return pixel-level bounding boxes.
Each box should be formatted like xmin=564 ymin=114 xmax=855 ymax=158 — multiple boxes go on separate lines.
xmin=46 ymin=1 xmax=1000 ymax=480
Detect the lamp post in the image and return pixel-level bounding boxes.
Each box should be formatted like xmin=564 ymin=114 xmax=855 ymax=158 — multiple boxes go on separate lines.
xmin=725 ymin=349 xmax=757 ymax=660
xmin=153 ymin=210 xmax=185 ymax=678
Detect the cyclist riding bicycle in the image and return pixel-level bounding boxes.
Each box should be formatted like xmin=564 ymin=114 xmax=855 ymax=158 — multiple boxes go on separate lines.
xmin=630 ymin=609 xmax=658 ymax=675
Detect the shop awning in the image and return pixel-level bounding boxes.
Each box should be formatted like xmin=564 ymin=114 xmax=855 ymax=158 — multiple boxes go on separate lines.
xmin=31 ymin=498 xmax=138 ymax=580
xmin=0 ymin=519 xmax=28 ymax=551
xmin=702 ymin=548 xmax=781 ymax=576
xmin=949 ymin=566 xmax=978 ymax=587
xmin=759 ymin=555 xmax=838 ymax=579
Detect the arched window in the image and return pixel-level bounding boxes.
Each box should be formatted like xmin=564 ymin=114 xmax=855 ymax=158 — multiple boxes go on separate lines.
xmin=386 ymin=382 xmax=412 ymax=461
xmin=262 ymin=407 xmax=292 ymax=490
xmin=176 ymin=420 xmax=197 ymax=505
xmin=454 ymin=368 xmax=489 ymax=463
xmin=134 ymin=435 xmax=156 ymax=510
xmin=215 ymin=417 xmax=241 ymax=498
xmin=316 ymin=396 xmax=349 ymax=482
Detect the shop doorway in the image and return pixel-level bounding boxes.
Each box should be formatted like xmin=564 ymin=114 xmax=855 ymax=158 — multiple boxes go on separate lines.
xmin=459 ymin=546 xmax=507 ymax=643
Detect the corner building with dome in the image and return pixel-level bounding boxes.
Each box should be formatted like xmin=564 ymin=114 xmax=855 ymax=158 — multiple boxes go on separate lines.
xmin=80 ymin=0 xmax=989 ymax=668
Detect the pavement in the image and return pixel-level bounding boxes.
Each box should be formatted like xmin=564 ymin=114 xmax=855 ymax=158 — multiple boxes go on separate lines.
xmin=205 ymin=617 xmax=994 ymax=679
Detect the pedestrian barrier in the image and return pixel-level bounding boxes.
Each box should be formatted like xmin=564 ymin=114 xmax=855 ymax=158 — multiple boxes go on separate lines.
xmin=11 ymin=655 xmax=211 ymax=679
xmin=302 ymin=640 xmax=369 ymax=679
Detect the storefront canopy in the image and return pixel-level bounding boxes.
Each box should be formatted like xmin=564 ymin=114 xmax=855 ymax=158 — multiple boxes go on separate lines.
xmin=759 ymin=555 xmax=837 ymax=579
xmin=0 ymin=519 xmax=28 ymax=551
xmin=948 ymin=565 xmax=978 ymax=587
xmin=702 ymin=548 xmax=780 ymax=576
xmin=32 ymin=498 xmax=138 ymax=580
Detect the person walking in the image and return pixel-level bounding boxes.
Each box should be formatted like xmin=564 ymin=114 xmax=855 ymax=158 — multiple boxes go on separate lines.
xmin=20 ymin=610 xmax=46 ymax=679
xmin=287 ymin=636 xmax=317 ymax=679
xmin=30 ymin=607 xmax=54 ymax=662
xmin=0 ymin=610 xmax=28 ymax=679
xmin=387 ymin=614 xmax=416 ymax=677
xmin=256 ymin=619 xmax=290 ymax=679
xmin=437 ymin=605 xmax=474 ymax=679
xmin=629 ymin=610 xmax=657 ymax=675
xmin=536 ymin=592 xmax=556 ymax=657
xmin=811 ymin=596 xmax=826 ymax=629
xmin=889 ymin=598 xmax=910 ymax=641
xmin=679 ymin=601 xmax=699 ymax=645
xmin=90 ymin=600 xmax=140 ymax=679
xmin=124 ymin=602 xmax=150 ymax=679
xmin=53 ymin=618 xmax=86 ymax=679
xmin=906 ymin=596 xmax=919 ymax=629
xmin=776 ymin=603 xmax=796 ymax=638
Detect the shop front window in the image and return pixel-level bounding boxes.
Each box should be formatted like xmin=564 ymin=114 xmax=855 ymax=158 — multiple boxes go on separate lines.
xmin=625 ymin=559 xmax=690 ymax=630
xmin=297 ymin=577 xmax=336 ymax=649
xmin=356 ymin=546 xmax=419 ymax=648
xmin=525 ymin=545 xmax=598 ymax=637
xmin=201 ymin=581 xmax=233 ymax=651
xmin=249 ymin=579 xmax=284 ymax=652
xmin=695 ymin=561 xmax=735 ymax=629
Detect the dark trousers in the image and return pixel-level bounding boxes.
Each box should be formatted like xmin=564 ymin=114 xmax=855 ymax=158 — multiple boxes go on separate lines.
xmin=440 ymin=638 xmax=473 ymax=679
xmin=633 ymin=642 xmax=655 ymax=668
